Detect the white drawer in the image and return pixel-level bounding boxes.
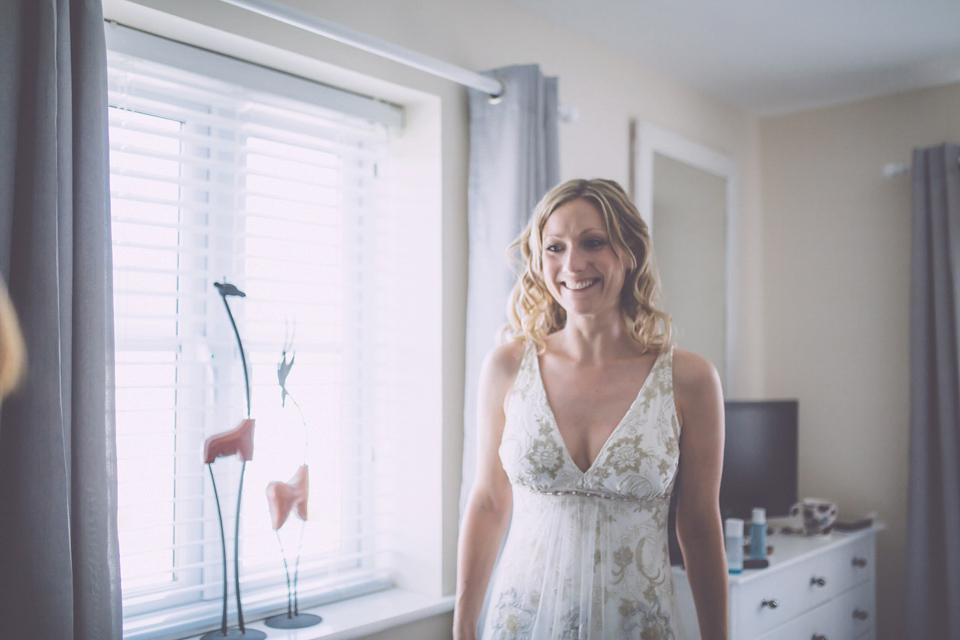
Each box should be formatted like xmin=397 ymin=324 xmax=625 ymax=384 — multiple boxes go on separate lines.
xmin=735 ymin=536 xmax=874 ymax=638
xmin=755 ymin=598 xmax=838 ymax=640
xmin=843 ymin=580 xmax=876 ymax=639
xmin=754 ymin=581 xmax=874 ymax=640
xmin=842 ymin=535 xmax=876 ymax=588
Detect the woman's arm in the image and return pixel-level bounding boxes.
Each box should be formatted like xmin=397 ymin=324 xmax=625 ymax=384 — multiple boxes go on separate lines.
xmin=453 ymin=343 xmax=521 ymax=640
xmin=673 ymin=350 xmax=728 ymax=640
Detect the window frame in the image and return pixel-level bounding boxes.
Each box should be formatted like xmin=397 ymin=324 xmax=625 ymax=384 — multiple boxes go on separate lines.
xmin=106 ymin=23 xmax=412 ymax=638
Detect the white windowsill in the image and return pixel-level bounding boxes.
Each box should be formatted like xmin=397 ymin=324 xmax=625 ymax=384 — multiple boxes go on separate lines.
xmin=184 ymin=589 xmax=454 ymax=640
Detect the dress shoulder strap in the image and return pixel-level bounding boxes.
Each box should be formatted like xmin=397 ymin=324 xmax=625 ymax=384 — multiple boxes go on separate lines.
xmin=504 ymin=340 xmax=537 ymax=403
xmin=636 ymin=344 xmax=675 ymax=408
xmin=663 ymin=345 xmax=675 ymax=393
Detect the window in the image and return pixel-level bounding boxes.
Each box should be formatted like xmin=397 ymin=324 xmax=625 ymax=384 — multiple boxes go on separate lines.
xmin=106 ymin=24 xmax=411 ymax=638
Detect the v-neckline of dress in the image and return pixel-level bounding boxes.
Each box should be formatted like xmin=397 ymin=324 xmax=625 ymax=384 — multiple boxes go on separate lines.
xmin=533 ymin=347 xmax=664 ymax=476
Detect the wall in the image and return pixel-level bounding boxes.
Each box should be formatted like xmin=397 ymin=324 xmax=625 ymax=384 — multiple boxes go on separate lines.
xmin=760 ymin=81 xmax=960 ymax=640
xmin=654 ymin=154 xmax=728 ymax=387
xmin=101 ymin=0 xmax=766 ymax=637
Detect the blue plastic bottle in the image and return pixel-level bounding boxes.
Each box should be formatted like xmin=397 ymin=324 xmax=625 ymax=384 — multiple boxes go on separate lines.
xmin=750 ymin=507 xmax=768 ymax=560
xmin=725 ymin=518 xmax=743 ymax=573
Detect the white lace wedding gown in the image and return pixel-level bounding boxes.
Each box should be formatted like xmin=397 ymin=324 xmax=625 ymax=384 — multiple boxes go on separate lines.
xmin=482 ymin=343 xmax=683 ymax=640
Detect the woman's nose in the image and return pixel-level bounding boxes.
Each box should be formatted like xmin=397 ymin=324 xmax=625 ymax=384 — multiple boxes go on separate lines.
xmin=563 ymin=246 xmax=585 ymax=272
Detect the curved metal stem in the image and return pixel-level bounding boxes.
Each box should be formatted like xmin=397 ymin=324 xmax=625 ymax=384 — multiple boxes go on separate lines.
xmin=287 ymin=393 xmax=309 ymax=464
xmin=293 ymin=520 xmax=305 ymax=615
xmin=234 ymin=461 xmax=247 ymax=632
xmin=208 ymin=464 xmax=229 ymax=636
xmin=275 ymin=530 xmax=293 ymax=617
xmin=220 ymin=295 xmax=251 ymax=418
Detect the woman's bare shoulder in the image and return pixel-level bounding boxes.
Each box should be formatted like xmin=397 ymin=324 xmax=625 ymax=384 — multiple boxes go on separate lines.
xmin=482 ymin=339 xmax=527 ymax=383
xmin=672 ymin=348 xmax=721 ymax=393
xmin=478 ymin=340 xmax=528 ymax=416
xmin=671 ymin=349 xmax=723 ymax=426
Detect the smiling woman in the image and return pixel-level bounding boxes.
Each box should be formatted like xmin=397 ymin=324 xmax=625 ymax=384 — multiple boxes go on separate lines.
xmin=541 ymin=198 xmax=627 ymax=320
xmin=507 ymin=179 xmax=672 ymax=356
xmin=455 ymin=178 xmax=728 ymax=640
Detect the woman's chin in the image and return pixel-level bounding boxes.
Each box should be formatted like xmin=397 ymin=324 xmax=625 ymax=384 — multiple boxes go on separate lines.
xmin=560 ymin=301 xmax=621 ymax=321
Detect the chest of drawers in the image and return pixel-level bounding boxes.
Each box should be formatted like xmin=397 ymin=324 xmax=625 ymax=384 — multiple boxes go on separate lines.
xmin=672 ymin=524 xmax=882 ymax=640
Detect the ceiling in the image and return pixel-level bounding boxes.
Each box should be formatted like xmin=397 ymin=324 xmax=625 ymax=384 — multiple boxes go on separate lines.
xmin=510 ymin=0 xmax=960 ymax=116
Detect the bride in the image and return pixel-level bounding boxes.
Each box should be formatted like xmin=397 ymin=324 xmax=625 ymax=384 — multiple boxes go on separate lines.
xmin=454 ymin=179 xmax=728 ymax=640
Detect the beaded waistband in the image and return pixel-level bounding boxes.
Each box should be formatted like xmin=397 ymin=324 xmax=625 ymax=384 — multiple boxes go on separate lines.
xmin=518 ymin=485 xmax=669 ymax=504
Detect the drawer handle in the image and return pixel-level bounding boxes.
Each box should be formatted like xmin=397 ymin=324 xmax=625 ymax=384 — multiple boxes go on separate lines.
xmin=852 ymin=556 xmax=868 ymax=568
xmin=810 ymin=576 xmax=827 ymax=587
xmin=812 ymin=635 xmax=828 ymax=640
xmin=853 ymin=608 xmax=869 ymax=621
xmin=761 ymin=599 xmax=779 ymax=609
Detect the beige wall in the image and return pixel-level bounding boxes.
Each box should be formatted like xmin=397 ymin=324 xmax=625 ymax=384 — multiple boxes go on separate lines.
xmin=760 ymin=81 xmax=960 ymax=640
xmin=653 ymin=154 xmax=729 ymax=386
xmin=361 ymin=611 xmax=455 ymax=640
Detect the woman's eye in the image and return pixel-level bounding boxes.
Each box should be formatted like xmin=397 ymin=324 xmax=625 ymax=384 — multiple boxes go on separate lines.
xmin=584 ymin=238 xmax=607 ymax=249
xmin=545 ymin=244 xmax=562 ymax=253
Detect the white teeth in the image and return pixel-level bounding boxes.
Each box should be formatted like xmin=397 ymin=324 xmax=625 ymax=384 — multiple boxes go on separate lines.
xmin=565 ymin=279 xmax=597 ymax=290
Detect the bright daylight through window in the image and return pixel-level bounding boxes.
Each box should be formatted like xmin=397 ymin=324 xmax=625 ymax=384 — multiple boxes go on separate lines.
xmin=107 ymin=25 xmax=402 ymax=639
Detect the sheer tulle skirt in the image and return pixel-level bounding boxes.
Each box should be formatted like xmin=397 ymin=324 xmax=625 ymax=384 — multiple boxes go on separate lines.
xmin=482 ymin=488 xmax=682 ymax=640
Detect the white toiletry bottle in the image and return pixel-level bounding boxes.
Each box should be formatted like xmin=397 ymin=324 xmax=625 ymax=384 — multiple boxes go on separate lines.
xmin=750 ymin=507 xmax=767 ymax=559
xmin=725 ymin=517 xmax=744 ymax=574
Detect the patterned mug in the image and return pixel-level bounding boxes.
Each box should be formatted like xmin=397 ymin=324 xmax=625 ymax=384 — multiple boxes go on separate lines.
xmin=789 ymin=498 xmax=838 ymax=535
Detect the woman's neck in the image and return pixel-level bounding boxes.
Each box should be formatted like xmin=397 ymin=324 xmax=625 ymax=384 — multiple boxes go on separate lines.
xmin=549 ymin=313 xmax=642 ymax=363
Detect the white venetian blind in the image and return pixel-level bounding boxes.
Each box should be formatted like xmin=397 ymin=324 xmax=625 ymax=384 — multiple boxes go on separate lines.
xmin=106 ymin=24 xmax=402 ymax=639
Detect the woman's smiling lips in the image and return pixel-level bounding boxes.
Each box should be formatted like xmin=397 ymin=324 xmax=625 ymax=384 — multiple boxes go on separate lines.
xmin=562 ymin=278 xmax=599 ymax=291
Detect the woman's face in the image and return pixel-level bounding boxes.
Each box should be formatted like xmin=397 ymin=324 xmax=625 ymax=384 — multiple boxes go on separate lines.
xmin=540 ymin=198 xmax=627 ymax=321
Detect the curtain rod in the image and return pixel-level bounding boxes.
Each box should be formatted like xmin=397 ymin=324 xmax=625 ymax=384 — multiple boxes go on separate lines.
xmin=217 ymin=0 xmax=505 ymax=98
xmin=884 ymin=155 xmax=960 ymax=179
xmin=883 ymin=163 xmax=910 ymax=178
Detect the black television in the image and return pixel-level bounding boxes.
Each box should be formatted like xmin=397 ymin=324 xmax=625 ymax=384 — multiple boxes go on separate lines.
xmin=669 ymin=400 xmax=799 ymax=565
xmin=719 ymin=400 xmax=798 ymax=520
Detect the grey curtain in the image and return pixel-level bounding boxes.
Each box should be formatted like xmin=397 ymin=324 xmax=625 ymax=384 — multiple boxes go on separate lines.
xmin=0 ymin=2 xmax=122 ymax=638
xmin=907 ymin=142 xmax=960 ymax=640
xmin=460 ymin=65 xmax=560 ymax=513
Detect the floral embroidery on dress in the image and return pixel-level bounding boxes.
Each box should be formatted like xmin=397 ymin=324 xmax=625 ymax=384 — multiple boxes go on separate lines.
xmin=487 ymin=587 xmax=538 ymax=638
xmin=484 ymin=343 xmax=683 ymax=640
xmin=606 ymin=435 xmax=650 ymax=474
xmin=525 ymin=421 xmax=565 ymax=478
xmin=618 ymin=598 xmax=676 ymax=640
xmin=612 ymin=545 xmax=634 ymax=585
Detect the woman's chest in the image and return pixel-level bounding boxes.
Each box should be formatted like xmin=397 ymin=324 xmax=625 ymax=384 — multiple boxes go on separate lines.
xmin=499 ymin=348 xmax=680 ymax=498
xmin=500 ymin=389 xmax=680 ymax=500
xmin=538 ymin=356 xmax=656 ymax=439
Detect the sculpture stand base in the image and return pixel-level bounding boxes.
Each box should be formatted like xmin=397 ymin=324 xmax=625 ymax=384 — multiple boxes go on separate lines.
xmin=200 ymin=628 xmax=268 ymax=639
xmin=264 ymin=612 xmax=323 ymax=629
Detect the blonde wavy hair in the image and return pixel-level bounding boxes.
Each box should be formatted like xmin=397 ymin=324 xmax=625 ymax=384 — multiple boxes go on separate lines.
xmin=0 ymin=275 xmax=25 ymax=397
xmin=505 ymin=178 xmax=672 ymax=354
